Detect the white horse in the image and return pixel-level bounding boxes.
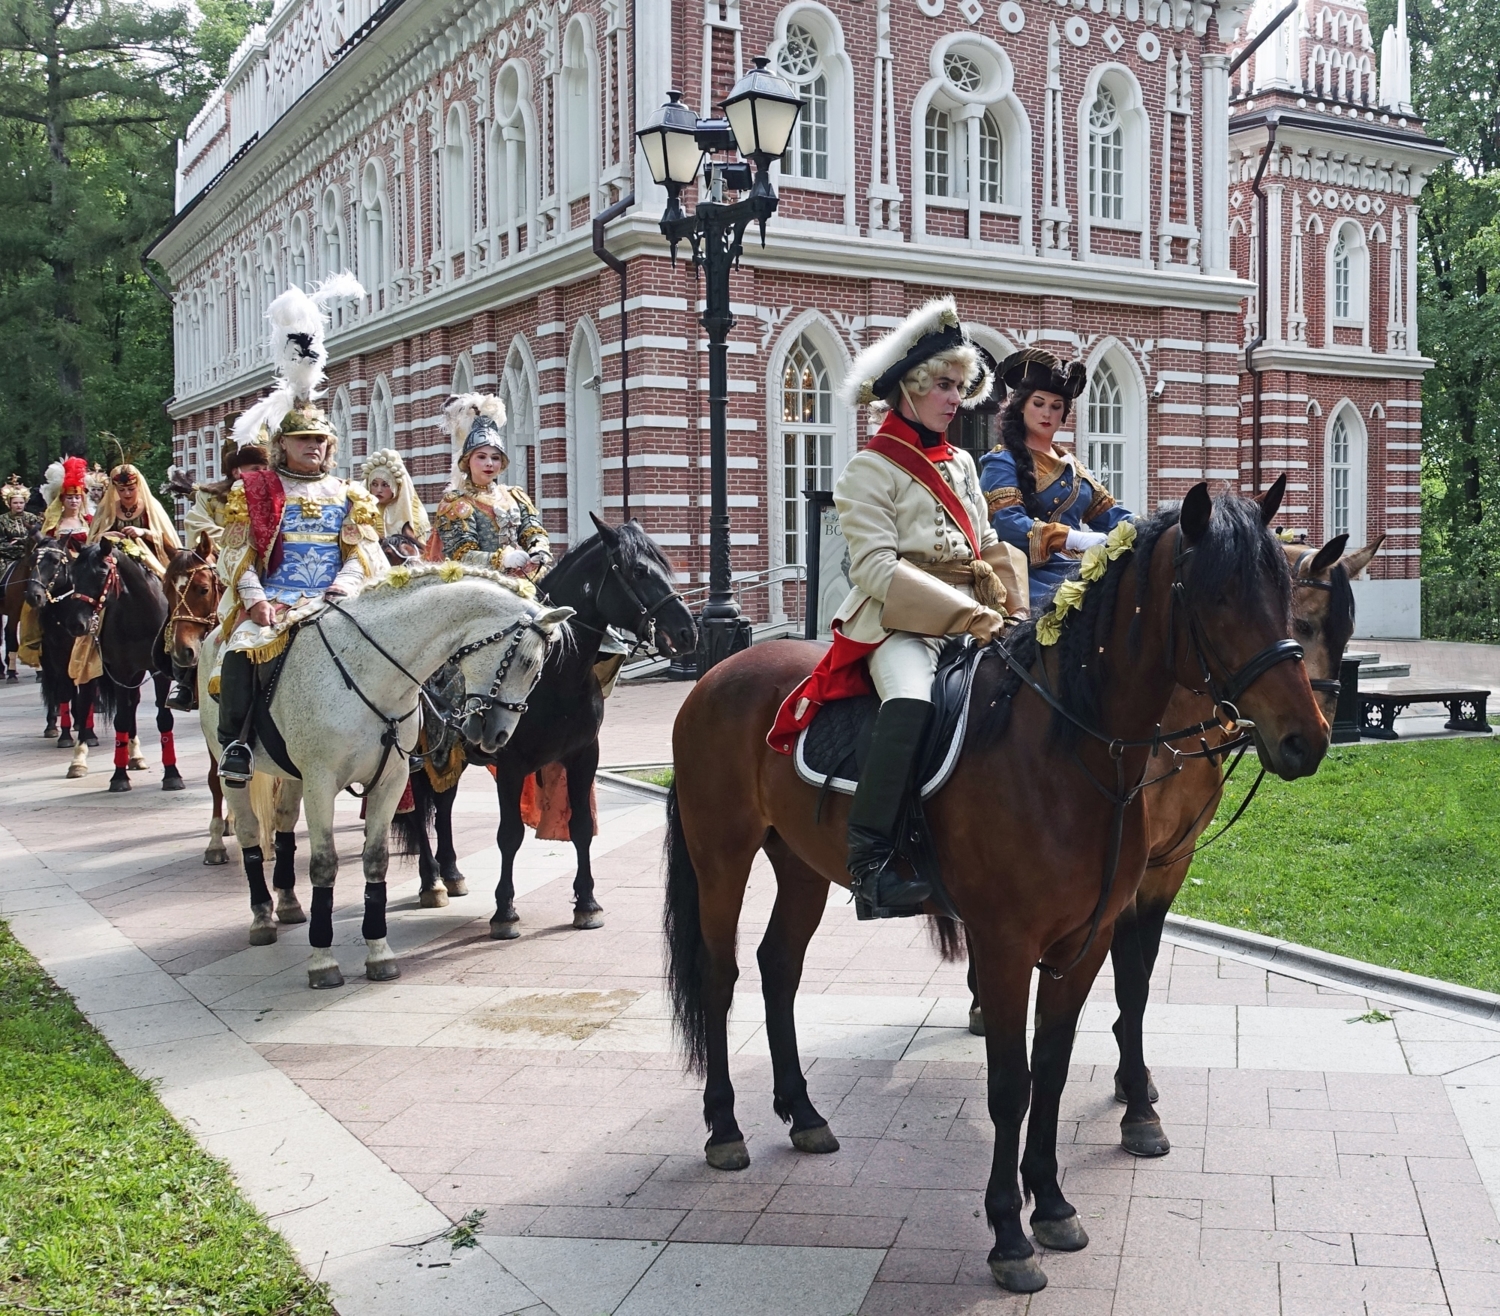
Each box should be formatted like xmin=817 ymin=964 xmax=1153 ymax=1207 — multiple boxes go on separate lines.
xmin=199 ymin=564 xmax=570 ymax=989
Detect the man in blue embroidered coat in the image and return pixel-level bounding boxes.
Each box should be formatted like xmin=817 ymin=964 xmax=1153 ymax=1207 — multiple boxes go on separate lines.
xmin=979 ymin=349 xmax=1135 ymax=610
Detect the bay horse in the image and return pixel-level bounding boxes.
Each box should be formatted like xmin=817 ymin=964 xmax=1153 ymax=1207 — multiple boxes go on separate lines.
xmin=205 ymin=565 xmax=569 ymax=987
xmin=1103 ymin=531 xmax=1383 ymax=1155
xmin=24 ymin=537 xmax=99 ymax=774
xmin=395 ymin=516 xmax=696 ymax=935
xmin=56 ymin=540 xmax=182 ymax=793
xmin=664 ymin=482 xmax=1328 ymax=1293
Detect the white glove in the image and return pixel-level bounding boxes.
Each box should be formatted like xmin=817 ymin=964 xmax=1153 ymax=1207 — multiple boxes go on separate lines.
xmin=501 ymin=547 xmax=530 ymax=571
xmin=1066 ymin=529 xmax=1108 ymax=552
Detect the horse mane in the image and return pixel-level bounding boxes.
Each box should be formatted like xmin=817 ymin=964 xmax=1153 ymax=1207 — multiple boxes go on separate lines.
xmin=549 ymin=519 xmax=676 ymax=581
xmin=975 ymin=495 xmax=1290 ymax=748
xmin=363 ymin=560 xmax=536 ymax=597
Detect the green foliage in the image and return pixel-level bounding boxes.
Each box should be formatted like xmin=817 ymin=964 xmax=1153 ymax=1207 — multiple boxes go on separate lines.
xmin=0 ymin=920 xmax=336 ymax=1314
xmin=1175 ymin=737 xmax=1500 ymax=993
xmin=1422 ymin=573 xmax=1500 ymax=640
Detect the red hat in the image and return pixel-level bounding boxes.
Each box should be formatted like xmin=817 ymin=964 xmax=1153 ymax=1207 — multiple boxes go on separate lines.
xmin=61 ymin=456 xmax=88 ymax=494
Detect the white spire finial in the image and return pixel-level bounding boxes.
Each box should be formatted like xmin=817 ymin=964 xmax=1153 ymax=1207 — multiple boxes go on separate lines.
xmin=1379 ymin=0 xmax=1414 ymax=114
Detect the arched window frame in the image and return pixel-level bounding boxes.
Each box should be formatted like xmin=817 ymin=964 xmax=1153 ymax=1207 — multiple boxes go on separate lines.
xmin=451 ymin=351 xmax=474 ymax=398
xmin=566 ymin=319 xmax=603 ymax=548
xmin=236 ymin=253 xmax=253 ymax=357
xmin=259 ymin=235 xmax=278 ymax=355
xmin=559 ymin=16 xmax=598 ymax=209
xmin=767 ymin=4 xmax=856 ymax=230
xmin=1324 ymin=402 xmax=1367 ymax=545
xmin=766 ymin=312 xmax=853 ymax=620
xmin=360 ymin=158 xmax=389 ymax=309
xmin=500 ymin=335 xmax=543 ymax=514
xmin=444 ymin=103 xmax=474 ymax=264
xmin=319 ymin=186 xmax=344 ymax=279
xmin=491 ymin=60 xmax=538 ymax=260
xmin=1079 ymin=341 xmax=1148 ymax=513
xmin=911 ymin=33 xmax=1032 ymax=252
xmin=329 ymin=384 xmax=354 ymax=478
xmin=289 ymin=212 xmax=309 ymax=290
xmin=1325 ymin=219 xmax=1369 ymax=346
xmin=368 ymin=374 xmax=395 ymax=453
xmin=1076 ymin=65 xmax=1151 ymax=265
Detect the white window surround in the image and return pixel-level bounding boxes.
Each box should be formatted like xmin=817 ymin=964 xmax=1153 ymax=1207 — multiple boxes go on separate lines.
xmin=767 ymin=3 xmax=857 ymax=230
xmin=368 ymin=374 xmax=395 ymax=452
xmin=1079 ymin=341 xmax=1148 ymax=513
xmin=559 ymin=16 xmax=599 ymax=211
xmin=501 ymin=334 xmax=543 ymax=512
xmin=765 ymin=311 xmax=853 ymax=622
xmin=1324 ymin=402 xmax=1368 ymax=545
xmin=1325 ymin=218 xmax=1369 ymax=347
xmin=330 ymin=385 xmax=354 ymax=478
xmin=911 ymin=32 xmax=1032 ymax=252
xmin=289 ymin=212 xmax=309 ymax=290
xmin=444 ymin=102 xmax=473 ymax=259
xmin=359 ymin=158 xmax=389 ymax=308
xmin=491 ymin=60 xmax=539 ymax=260
xmin=1075 ymin=64 xmax=1151 ymax=266
xmin=566 ymin=318 xmax=604 ymax=547
xmin=451 ymin=351 xmax=473 ymax=398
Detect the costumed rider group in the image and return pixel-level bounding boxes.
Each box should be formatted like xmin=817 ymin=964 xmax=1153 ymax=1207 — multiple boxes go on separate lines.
xmin=214 ymin=274 xmax=384 ymax=785
xmin=770 ymin=298 xmax=1028 ymax=920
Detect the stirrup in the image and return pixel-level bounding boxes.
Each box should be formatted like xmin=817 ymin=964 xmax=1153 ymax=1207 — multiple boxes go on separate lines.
xmin=848 ymin=851 xmax=931 ymax=922
xmin=219 ymin=740 xmax=254 ymax=786
xmin=166 ymin=681 xmax=197 ymax=711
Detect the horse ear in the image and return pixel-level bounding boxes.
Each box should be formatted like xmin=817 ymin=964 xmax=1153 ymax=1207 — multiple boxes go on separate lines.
xmin=1306 ymin=533 xmax=1349 ymax=578
xmin=589 ymin=511 xmax=619 ymax=547
xmin=1180 ymin=482 xmax=1212 ymax=544
xmin=1256 ymin=473 xmax=1287 ymax=526
xmin=1339 ymin=531 xmax=1385 ymax=580
xmin=533 ymin=605 xmax=575 ymax=632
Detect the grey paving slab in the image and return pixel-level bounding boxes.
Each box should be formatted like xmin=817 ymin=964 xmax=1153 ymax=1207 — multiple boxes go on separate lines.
xmin=613 ymin=1242 xmax=883 ymax=1316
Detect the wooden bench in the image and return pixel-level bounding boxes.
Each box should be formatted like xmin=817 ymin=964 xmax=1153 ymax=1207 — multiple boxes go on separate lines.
xmin=1359 ymin=681 xmax=1491 ymax=740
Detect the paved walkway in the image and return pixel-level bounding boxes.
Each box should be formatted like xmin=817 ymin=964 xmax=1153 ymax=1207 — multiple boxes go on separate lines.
xmin=3 ymin=674 xmax=1500 ymax=1315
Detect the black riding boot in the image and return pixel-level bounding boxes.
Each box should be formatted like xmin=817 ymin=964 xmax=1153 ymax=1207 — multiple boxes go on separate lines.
xmin=167 ymin=661 xmax=198 ymax=712
xmin=216 ymin=650 xmax=255 ymax=786
xmin=846 ymin=697 xmax=933 ymax=920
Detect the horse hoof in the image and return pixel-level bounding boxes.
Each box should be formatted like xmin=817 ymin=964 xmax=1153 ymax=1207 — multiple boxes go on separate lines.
xmin=108 ymin=773 xmax=131 ymax=793
xmin=419 ymin=886 xmax=450 ymax=908
xmin=1121 ymin=1119 xmax=1171 ymax=1158
xmin=65 ymin=763 xmax=87 ymax=779
xmin=43 ymin=725 xmax=57 ymax=738
xmin=128 ymin=757 xmax=148 ymax=771
xmin=57 ymin=732 xmax=73 ymax=748
xmin=442 ymin=875 xmax=467 ymax=896
xmin=791 ymin=1124 xmax=840 ymax=1155
xmin=248 ymin=903 xmax=278 ymax=946
xmin=572 ymin=908 xmax=605 ymax=930
xmin=1114 ymin=1069 xmax=1160 ymax=1105
xmin=969 ymin=1006 xmax=985 ymax=1036
xmin=989 ymin=1254 xmax=1047 ymax=1293
xmin=1032 ymin=1213 xmax=1089 ymax=1252
xmin=203 ymin=847 xmax=229 ymax=866
xmin=704 ymin=1138 xmax=750 ymax=1171
xmin=308 ymin=964 xmax=344 ymax=990
xmin=275 ymin=895 xmax=306 ymax=925
xmin=365 ymin=959 xmax=401 ymax=982
xmin=81 ymin=731 xmax=98 ymax=748
xmin=161 ymin=774 xmax=185 ymax=792
xmin=489 ymin=917 xmax=521 ymax=941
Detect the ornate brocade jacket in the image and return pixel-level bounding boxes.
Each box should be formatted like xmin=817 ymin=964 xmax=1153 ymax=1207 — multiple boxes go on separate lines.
xmin=0 ymin=511 xmax=40 ymax=564
xmin=429 ymin=481 xmax=551 ymax=576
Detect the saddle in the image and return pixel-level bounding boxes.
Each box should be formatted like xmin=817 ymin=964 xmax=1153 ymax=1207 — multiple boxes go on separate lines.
xmin=792 ymin=638 xmax=986 ymax=924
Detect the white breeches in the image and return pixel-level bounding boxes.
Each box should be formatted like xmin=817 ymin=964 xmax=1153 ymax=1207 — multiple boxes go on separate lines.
xmin=867 ymin=632 xmax=946 ymax=703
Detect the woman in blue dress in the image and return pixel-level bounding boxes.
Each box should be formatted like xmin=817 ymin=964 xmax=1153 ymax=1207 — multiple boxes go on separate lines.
xmin=978 ymin=348 xmax=1135 ymax=610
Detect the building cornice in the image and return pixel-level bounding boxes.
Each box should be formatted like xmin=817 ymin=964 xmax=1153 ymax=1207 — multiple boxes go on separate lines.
xmin=1229 ymin=107 xmax=1453 ymax=166
xmin=1250 ymin=344 xmax=1435 ymax=381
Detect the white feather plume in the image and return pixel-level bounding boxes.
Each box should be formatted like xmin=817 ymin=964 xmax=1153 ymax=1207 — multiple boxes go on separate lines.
xmin=838 ymin=296 xmax=963 ymax=407
xmin=230 ymin=382 xmax=297 ymax=452
xmin=439 ymin=393 xmax=508 ymax=445
xmin=42 ymin=460 xmax=64 ymax=507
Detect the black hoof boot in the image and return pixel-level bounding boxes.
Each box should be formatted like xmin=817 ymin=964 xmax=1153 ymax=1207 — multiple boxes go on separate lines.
xmin=219 ymin=741 xmax=253 ymax=786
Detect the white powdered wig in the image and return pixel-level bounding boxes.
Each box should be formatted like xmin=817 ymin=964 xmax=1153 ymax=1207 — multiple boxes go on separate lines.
xmin=233 ymin=272 xmax=365 ymax=451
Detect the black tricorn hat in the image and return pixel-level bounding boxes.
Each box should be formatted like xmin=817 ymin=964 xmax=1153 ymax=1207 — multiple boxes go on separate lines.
xmin=1000 ymin=348 xmax=1088 ymax=404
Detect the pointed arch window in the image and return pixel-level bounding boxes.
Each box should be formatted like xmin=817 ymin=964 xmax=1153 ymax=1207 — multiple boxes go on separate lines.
xmin=778 ymin=24 xmax=829 ymax=181
xmin=360 ymin=160 xmax=387 ymax=304
xmin=1330 ymin=414 xmax=1352 ymax=539
xmin=1088 ymin=87 xmax=1125 ymax=220
xmin=444 ymin=105 xmax=472 ymax=256
xmin=780 ymin=335 xmax=835 ymax=566
xmin=1086 ymin=364 xmax=1126 ymax=501
xmin=1333 ymin=230 xmax=1351 ymax=320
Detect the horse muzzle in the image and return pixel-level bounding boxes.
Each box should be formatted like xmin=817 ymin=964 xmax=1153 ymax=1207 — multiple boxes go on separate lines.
xmin=1252 ymin=722 xmax=1328 ymax=781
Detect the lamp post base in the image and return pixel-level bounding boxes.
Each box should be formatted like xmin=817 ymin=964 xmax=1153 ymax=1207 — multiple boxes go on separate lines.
xmin=697 ymin=614 xmax=754 ymax=678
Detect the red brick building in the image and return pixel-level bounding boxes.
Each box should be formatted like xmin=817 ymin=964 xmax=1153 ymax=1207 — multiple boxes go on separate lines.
xmin=148 ymin=0 xmax=1443 ymax=634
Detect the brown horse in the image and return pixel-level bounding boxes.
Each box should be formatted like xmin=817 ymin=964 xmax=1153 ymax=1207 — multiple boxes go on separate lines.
xmin=663 ymin=480 xmax=1329 ymax=1293
xmin=1103 ymin=531 xmax=1383 ymax=1155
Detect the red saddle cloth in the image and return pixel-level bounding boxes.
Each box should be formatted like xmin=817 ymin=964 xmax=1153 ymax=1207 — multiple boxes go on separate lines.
xmin=766 ymin=628 xmax=881 ymax=756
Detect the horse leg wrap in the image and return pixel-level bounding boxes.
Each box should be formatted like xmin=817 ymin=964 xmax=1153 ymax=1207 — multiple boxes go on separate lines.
xmin=59 ymin=703 xmax=71 ymax=731
xmin=114 ymin=731 xmax=129 ymax=770
xmin=310 ymin=886 xmax=335 ymax=950
xmin=362 ymin=882 xmax=388 ymax=941
xmin=242 ymin=845 xmax=272 ymax=907
xmin=273 ymin=831 xmax=297 ymax=890
xmin=159 ymin=730 xmax=177 ymax=768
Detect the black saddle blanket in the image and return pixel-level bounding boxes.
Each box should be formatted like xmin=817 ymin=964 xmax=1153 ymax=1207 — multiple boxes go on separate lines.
xmin=793 ymin=638 xmax=981 ymax=798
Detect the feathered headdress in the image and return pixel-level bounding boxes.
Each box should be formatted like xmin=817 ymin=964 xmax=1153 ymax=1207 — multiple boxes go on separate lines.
xmin=838 ymin=296 xmax=993 ymax=410
xmin=440 ymin=393 xmax=509 ymax=482
xmin=230 ymin=272 xmax=364 ymax=452
xmin=41 ymin=461 xmax=64 ymax=507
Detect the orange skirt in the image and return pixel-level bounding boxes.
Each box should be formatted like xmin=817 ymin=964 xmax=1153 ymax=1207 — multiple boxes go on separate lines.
xmin=513 ymin=763 xmax=598 ymax=841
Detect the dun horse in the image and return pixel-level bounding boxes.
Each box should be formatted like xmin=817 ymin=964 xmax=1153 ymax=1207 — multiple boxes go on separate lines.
xmin=664 ymin=481 xmax=1329 ymax=1293
xmin=395 ymin=518 xmax=696 ymax=934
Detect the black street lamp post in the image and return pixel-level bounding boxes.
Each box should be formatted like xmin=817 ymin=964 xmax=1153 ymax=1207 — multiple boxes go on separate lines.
xmin=637 ymin=62 xmax=803 ymax=674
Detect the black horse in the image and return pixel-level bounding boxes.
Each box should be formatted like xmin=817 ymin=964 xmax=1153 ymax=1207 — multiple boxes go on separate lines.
xmin=23 ymin=536 xmax=98 ymax=760
xmin=55 ymin=540 xmax=181 ymax=793
xmin=395 ymin=516 xmax=697 ymax=935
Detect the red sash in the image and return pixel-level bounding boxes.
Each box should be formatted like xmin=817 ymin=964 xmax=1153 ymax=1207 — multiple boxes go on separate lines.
xmin=865 ymin=423 xmax=981 ymax=560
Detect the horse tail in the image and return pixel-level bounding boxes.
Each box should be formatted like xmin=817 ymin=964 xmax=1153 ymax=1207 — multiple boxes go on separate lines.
xmin=663 ymin=782 xmax=710 ymax=1077
xmin=249 ymin=772 xmax=278 ymax=851
xmin=92 ymin=676 xmax=120 ymax=723
xmin=390 ymin=771 xmax=434 ymax=858
xmin=925 ymin=914 xmax=966 ymax=963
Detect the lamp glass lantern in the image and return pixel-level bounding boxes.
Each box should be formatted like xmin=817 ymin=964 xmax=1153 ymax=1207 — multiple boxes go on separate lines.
xmin=637 ymin=90 xmax=704 ymax=188
xmin=721 ymin=57 xmax=803 ymax=163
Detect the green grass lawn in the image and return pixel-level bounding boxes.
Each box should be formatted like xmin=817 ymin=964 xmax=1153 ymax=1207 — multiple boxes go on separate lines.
xmin=1173 ymin=735 xmax=1500 ymax=993
xmin=0 ymin=922 xmax=336 ymax=1315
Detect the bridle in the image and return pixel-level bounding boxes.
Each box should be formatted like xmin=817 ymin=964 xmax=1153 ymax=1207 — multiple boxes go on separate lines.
xmin=164 ymin=553 xmax=222 ymax=646
xmin=447 ymin=614 xmax=554 ymax=721
xmin=566 ymin=537 xmax=683 ymax=651
xmin=1287 ymin=547 xmax=1348 ymax=700
xmin=29 ymin=545 xmax=76 ymax=605
xmin=71 ymin=550 xmax=121 ymax=620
